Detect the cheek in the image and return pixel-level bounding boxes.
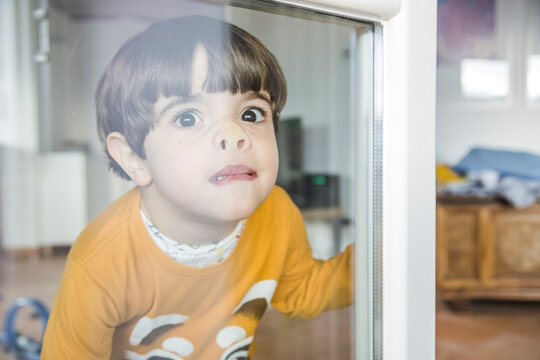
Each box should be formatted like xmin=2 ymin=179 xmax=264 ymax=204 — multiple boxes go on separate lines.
xmin=271 ymin=146 xmax=279 ymax=172
xmin=144 ymin=138 xmax=190 ymax=178
xmin=263 ymin=138 xmax=279 ymax=176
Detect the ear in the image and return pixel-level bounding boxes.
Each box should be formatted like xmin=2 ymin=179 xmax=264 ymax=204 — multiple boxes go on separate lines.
xmin=107 ymin=132 xmax=152 ymax=186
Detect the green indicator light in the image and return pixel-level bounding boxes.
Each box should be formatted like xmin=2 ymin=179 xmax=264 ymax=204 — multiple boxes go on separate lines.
xmin=313 ymin=175 xmax=327 ymax=186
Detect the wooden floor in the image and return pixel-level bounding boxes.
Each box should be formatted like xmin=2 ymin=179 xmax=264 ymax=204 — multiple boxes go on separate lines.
xmin=437 ymin=300 xmax=540 ymax=360
xmin=3 ymin=252 xmax=540 ymax=360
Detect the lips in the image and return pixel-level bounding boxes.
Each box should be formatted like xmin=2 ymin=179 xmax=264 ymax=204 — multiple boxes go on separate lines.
xmin=210 ymin=164 xmax=258 ymax=185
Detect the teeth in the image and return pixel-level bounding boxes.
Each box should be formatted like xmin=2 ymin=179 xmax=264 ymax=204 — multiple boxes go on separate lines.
xmin=214 ymin=176 xmax=226 ymax=181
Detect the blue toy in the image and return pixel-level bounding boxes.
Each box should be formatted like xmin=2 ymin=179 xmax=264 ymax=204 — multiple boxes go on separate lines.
xmin=0 ymin=297 xmax=50 ymax=360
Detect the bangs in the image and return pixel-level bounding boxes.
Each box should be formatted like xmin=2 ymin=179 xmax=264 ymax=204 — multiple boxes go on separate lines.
xmin=137 ymin=17 xmax=286 ymax=115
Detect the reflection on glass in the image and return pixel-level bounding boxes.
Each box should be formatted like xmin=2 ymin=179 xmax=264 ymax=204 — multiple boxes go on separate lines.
xmin=0 ymin=1 xmax=374 ymax=359
xmin=460 ymin=58 xmax=509 ymax=99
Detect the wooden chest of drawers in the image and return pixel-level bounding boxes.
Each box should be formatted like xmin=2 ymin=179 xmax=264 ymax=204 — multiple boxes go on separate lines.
xmin=437 ymin=199 xmax=540 ymax=301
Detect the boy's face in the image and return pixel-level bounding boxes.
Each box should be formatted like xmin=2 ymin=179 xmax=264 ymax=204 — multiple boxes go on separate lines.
xmin=139 ymin=87 xmax=279 ymax=227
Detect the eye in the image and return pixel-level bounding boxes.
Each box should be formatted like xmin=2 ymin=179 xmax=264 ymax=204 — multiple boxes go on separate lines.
xmin=241 ymin=107 xmax=265 ymax=123
xmin=173 ymin=110 xmax=201 ymax=128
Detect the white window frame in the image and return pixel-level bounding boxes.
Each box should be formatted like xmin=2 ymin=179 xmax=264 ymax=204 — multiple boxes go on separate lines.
xmin=280 ymin=1 xmax=437 ymax=360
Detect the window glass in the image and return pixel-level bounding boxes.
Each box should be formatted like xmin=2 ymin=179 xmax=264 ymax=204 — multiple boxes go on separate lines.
xmin=0 ymin=1 xmax=377 ymax=359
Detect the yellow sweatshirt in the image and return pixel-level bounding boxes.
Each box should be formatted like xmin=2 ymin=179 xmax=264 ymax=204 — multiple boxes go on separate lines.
xmin=42 ymin=186 xmax=353 ymax=359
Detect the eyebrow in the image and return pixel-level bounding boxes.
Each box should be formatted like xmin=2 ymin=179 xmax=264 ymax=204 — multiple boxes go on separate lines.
xmin=157 ymin=91 xmax=272 ymax=118
xmin=157 ymin=94 xmax=204 ymax=118
xmin=245 ymin=91 xmax=271 ymax=104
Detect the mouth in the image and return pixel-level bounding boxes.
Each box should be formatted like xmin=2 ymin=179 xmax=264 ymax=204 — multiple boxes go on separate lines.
xmin=210 ymin=164 xmax=258 ymax=185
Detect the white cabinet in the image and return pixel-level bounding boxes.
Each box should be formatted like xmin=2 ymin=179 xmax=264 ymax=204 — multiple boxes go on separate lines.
xmin=38 ymin=151 xmax=87 ymax=246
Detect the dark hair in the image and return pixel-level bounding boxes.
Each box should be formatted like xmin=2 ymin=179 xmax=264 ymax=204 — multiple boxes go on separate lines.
xmin=96 ymin=15 xmax=287 ymax=179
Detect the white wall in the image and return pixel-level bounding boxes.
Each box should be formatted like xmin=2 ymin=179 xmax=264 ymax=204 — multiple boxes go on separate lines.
xmin=436 ymin=0 xmax=540 ymax=165
xmin=436 ymin=106 xmax=540 ymax=164
xmin=48 ymin=11 xmax=148 ymax=151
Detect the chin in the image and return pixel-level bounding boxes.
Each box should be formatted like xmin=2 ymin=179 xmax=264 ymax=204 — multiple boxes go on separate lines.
xmin=219 ymin=197 xmax=264 ymax=223
xmin=222 ymin=203 xmax=258 ymax=222
xmin=206 ymin=181 xmax=274 ymax=222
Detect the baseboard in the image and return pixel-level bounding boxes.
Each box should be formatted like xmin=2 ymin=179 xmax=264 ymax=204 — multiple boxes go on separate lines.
xmin=0 ymin=246 xmax=70 ymax=260
xmin=0 ymin=247 xmax=40 ymax=260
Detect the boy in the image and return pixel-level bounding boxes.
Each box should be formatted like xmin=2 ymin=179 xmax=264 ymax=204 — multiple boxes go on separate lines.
xmin=42 ymin=15 xmax=353 ymax=359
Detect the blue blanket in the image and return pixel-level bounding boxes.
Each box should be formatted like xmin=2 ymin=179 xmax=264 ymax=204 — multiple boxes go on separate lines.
xmin=453 ymin=148 xmax=540 ymax=181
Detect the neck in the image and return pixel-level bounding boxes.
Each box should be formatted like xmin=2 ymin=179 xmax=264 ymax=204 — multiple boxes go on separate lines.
xmin=140 ymin=192 xmax=237 ymax=246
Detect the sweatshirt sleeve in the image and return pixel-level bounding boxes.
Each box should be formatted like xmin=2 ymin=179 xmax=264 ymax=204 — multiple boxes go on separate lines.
xmin=270 ymin=200 xmax=355 ymax=319
xmin=41 ymin=260 xmax=120 ymax=360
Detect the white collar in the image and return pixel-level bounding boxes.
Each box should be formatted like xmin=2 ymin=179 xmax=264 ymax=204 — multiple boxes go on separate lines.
xmin=140 ymin=210 xmax=245 ymax=268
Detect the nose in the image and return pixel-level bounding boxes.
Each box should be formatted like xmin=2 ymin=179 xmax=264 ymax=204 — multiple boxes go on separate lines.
xmin=217 ymin=121 xmax=250 ymax=151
